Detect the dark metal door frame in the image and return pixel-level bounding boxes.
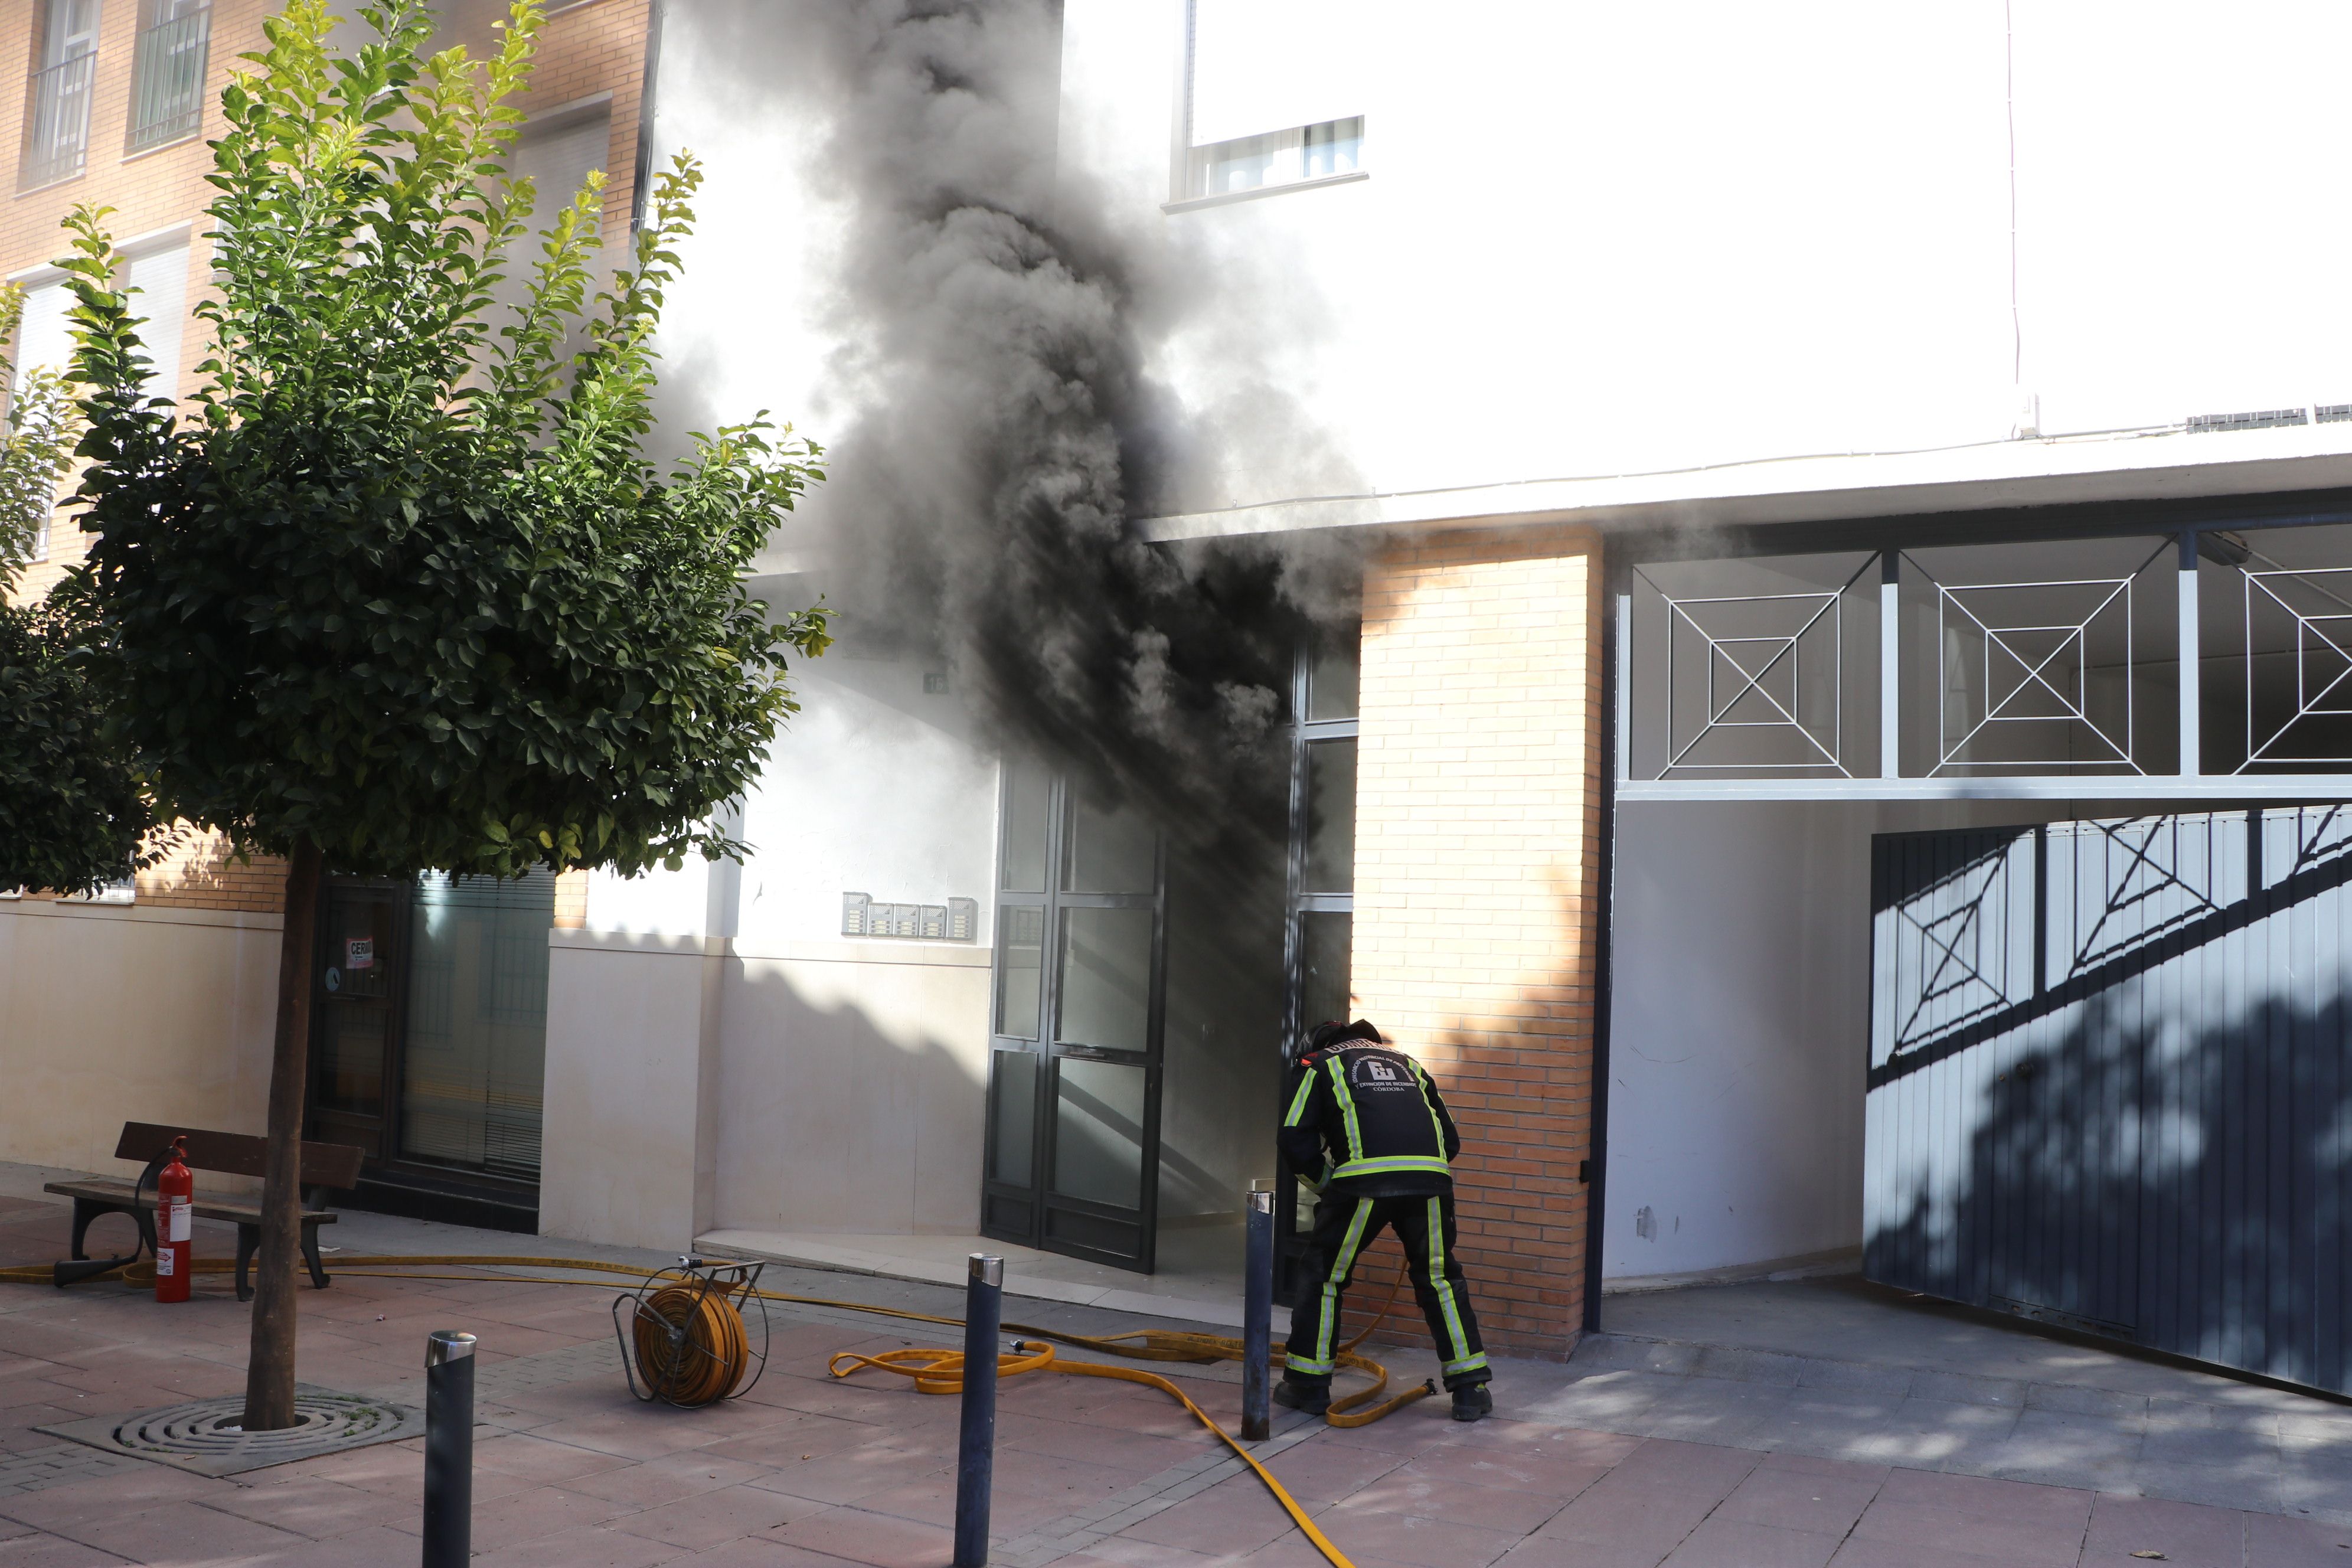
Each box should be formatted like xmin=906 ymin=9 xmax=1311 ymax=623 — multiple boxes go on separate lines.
xmin=980 ymin=773 xmax=1168 ymax=1272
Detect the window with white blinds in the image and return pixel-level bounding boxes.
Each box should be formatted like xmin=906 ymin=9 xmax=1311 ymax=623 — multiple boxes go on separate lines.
xmin=122 ymin=241 xmax=187 ymax=398
xmin=14 ymin=276 xmax=73 ymax=381
xmin=487 ymin=107 xmax=609 ymax=362
xmin=1184 ymin=0 xmax=1365 ymax=202
xmin=11 ymin=276 xmax=72 ymax=560
xmin=1188 ymin=0 xmax=1362 ymax=147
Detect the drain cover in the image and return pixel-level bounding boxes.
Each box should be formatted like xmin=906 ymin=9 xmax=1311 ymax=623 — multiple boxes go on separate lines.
xmin=37 ymin=1386 xmax=424 ymax=1477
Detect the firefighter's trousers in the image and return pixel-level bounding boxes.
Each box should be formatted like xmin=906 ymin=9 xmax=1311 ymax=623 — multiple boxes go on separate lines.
xmin=1285 ymin=1190 xmax=1489 ymax=1391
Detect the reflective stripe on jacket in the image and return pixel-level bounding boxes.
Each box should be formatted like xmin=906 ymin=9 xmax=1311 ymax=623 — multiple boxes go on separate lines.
xmin=1278 ymin=1042 xmax=1461 ymax=1198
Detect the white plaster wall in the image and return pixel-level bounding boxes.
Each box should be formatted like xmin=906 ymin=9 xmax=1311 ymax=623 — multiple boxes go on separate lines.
xmin=711 ymin=945 xmax=992 ymax=1236
xmin=0 ymin=903 xmax=278 ymax=1181
xmin=1604 ymin=802 xmax=1878 ymax=1280
xmin=1605 ymin=798 xmax=2080 ymax=1280
xmin=736 ymin=643 xmax=1001 ymax=952
xmin=540 ymin=931 xmax=718 ymax=1250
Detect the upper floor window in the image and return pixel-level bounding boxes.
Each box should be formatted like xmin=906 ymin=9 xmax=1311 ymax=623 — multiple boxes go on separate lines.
xmin=9 ymin=274 xmax=75 ymax=561
xmin=20 ymin=0 xmax=100 ymax=191
xmin=128 ymin=0 xmax=210 ymax=152
xmin=1182 ymin=0 xmax=1365 ymax=204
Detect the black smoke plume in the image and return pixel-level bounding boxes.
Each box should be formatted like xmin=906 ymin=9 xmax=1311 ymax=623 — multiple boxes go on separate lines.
xmin=715 ymin=0 xmax=1355 ymax=848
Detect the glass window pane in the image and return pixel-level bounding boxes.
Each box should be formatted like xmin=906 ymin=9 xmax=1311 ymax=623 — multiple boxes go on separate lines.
xmin=1062 ymin=796 xmax=1157 ymax=893
xmin=995 ymin=905 xmax=1045 ymax=1038
xmin=1308 ymin=620 xmax=1360 ymax=720
xmin=989 ymin=1048 xmax=1038 ymax=1187
xmin=1052 ymin=1057 xmax=1146 ymax=1210
xmin=398 ymin=871 xmax=556 ymax=1181
xmin=1000 ymin=762 xmax=1050 ymax=892
xmin=1057 ymin=906 xmax=1154 ymax=1051
xmin=1299 ymin=910 xmax=1352 ymax=1035
xmin=1303 ymin=739 xmax=1355 ymax=893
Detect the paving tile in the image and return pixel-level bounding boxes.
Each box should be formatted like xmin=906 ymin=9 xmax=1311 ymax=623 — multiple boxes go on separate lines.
xmin=678 ymin=1537 xmax=871 ymax=1566
xmin=568 ymin=1451 xmax=775 ymax=1508
xmin=1660 ymin=1517 xmax=1841 ymax=1568
xmin=197 ymin=1475 xmax=414 ymax=1539
xmin=1848 ymin=1499 xmax=2086 ymax=1568
xmin=229 ymin=1524 xmax=432 ymax=1567
xmin=1117 ymin=1471 xmax=1299 ymax=1557
xmin=0 ymin=1536 xmax=132 ymax=1567
xmin=2131 ymin=1454 xmax=2285 ymax=1514
xmin=470 ymin=1523 xmax=691 ymax=1567
xmin=1711 ymin=1462 xmax=1883 ymax=1534
xmin=1868 ymin=1465 xmax=2093 ymax=1528
xmin=2245 ymin=1507 xmax=2352 ymax=1566
xmin=1256 ymin=1435 xmax=1410 ymax=1504
xmin=1598 ymin=1438 xmax=1766 ymax=1498
xmin=607 ymin=1482 xmax=826 ymax=1550
xmin=1494 ymin=1534 xmax=1668 ymax=1568
xmin=1530 ymin=1479 xmax=1716 ymax=1556
xmin=2079 ymin=1492 xmax=2246 ymax=1568
xmin=41 ymin=1498 xmax=308 ymax=1564
xmin=763 ymin=1503 xmax=958 ymax=1567
xmin=1327 ymin=1472 xmax=1563 ymax=1534
xmin=677 ymin=1538 xmax=859 ymax=1566
xmin=743 ymin=1443 xmax=945 ymax=1507
xmin=470 ymin=1432 xmax=641 ymax=1486
xmin=466 ymin=1484 xmax=637 ymax=1553
xmin=1293 ymin=1506 xmax=1520 ymax=1568
xmin=1381 ymin=1438 xmax=1607 ymax=1501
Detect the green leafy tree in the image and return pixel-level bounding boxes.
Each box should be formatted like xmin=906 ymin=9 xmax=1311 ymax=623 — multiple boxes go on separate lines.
xmin=0 ymin=283 xmax=154 ymax=897
xmin=58 ymin=0 xmax=827 ymax=1429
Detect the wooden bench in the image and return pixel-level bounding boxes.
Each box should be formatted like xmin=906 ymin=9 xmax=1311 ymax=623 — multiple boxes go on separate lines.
xmin=45 ymin=1122 xmax=365 ymax=1301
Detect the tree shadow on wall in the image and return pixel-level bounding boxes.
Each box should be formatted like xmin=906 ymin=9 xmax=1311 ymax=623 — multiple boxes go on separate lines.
xmin=1867 ymin=979 xmax=2352 ymax=1394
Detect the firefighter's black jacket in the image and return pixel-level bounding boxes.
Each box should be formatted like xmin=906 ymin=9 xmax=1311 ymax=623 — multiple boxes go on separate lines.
xmin=1279 ymin=1039 xmax=1462 ymax=1199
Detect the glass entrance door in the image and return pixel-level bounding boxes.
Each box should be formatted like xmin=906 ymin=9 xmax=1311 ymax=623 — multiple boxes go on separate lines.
xmin=982 ymin=765 xmax=1165 ymax=1270
xmin=309 ymin=880 xmax=407 ymax=1159
xmin=306 ymin=870 xmax=556 ymax=1211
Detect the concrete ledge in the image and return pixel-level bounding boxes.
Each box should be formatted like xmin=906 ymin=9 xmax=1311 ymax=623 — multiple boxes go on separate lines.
xmin=695 ymin=1228 xmax=1248 ymax=1329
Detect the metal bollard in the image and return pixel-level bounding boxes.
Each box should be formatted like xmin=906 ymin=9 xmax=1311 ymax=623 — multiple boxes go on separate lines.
xmin=1242 ymin=1183 xmax=1275 ymax=1440
xmin=953 ymin=1254 xmax=1003 ymax=1568
xmin=422 ymin=1330 xmax=476 ymax=1568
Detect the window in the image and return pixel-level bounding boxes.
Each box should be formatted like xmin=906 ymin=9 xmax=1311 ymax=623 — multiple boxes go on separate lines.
xmin=486 ymin=103 xmax=610 ymax=364
xmin=1182 ymin=0 xmax=1365 ymax=203
xmin=10 ymin=275 xmax=75 ymax=561
xmin=127 ymin=0 xmax=209 ymax=152
xmin=120 ymin=240 xmax=188 ymax=400
xmin=20 ymin=0 xmax=99 ymax=190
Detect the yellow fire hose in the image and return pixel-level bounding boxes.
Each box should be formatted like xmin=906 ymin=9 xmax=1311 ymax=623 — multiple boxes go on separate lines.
xmin=5 ymin=1250 xmax=1438 ymax=1568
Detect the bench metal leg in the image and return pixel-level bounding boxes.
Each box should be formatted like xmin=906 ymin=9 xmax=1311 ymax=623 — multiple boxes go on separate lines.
xmin=235 ymin=1224 xmax=258 ymax=1304
xmin=68 ymin=1197 xmax=152 ymax=1261
xmin=300 ymin=1221 xmax=330 ymax=1290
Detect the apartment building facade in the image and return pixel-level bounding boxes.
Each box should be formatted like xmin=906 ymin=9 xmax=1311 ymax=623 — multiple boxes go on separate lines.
xmin=0 ymin=0 xmax=650 ymax=1228
xmin=13 ymin=2 xmax=2352 ymax=1381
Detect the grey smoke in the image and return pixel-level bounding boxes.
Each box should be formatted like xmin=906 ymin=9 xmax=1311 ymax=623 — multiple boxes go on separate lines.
xmin=697 ymin=0 xmax=1360 ymax=846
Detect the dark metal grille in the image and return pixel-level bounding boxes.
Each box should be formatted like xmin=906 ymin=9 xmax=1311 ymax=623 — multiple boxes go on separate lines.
xmin=128 ymin=6 xmax=210 ymax=152
xmin=19 ymin=52 xmax=95 ymax=190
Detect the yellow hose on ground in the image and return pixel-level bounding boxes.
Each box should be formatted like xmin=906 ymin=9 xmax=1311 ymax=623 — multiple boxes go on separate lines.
xmin=7 ymin=1250 xmax=1439 ymax=1568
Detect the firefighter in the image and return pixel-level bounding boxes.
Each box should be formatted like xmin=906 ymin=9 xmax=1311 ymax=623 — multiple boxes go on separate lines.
xmin=1276 ymin=1018 xmax=1492 ymax=1422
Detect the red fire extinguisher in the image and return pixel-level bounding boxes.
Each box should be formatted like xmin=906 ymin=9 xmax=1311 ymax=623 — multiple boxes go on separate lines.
xmin=155 ymin=1138 xmax=192 ymax=1304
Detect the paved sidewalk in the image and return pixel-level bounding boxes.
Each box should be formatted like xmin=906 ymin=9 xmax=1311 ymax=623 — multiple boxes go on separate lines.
xmin=2 ymin=1187 xmax=2350 ymax=1565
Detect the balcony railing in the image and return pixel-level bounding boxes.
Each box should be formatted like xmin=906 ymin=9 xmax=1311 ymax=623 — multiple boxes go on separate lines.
xmin=19 ymin=51 xmax=96 ymax=191
xmin=128 ymin=6 xmax=211 ymax=152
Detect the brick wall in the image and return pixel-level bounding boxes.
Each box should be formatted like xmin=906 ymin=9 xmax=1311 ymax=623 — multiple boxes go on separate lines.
xmin=2 ymin=0 xmax=649 ymax=912
xmin=1350 ymin=525 xmax=1605 ymax=1360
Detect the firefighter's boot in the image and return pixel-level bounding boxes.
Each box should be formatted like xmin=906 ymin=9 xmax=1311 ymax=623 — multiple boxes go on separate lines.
xmin=1273 ymin=1377 xmax=1331 ymax=1416
xmin=1451 ymin=1382 xmax=1492 ymax=1423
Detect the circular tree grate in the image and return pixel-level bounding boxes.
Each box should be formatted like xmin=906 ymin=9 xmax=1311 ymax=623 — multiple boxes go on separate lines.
xmin=38 ymin=1387 xmax=424 ymax=1476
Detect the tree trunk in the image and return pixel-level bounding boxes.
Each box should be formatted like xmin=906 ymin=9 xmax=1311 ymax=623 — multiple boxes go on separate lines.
xmin=243 ymin=838 xmax=323 ymax=1432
